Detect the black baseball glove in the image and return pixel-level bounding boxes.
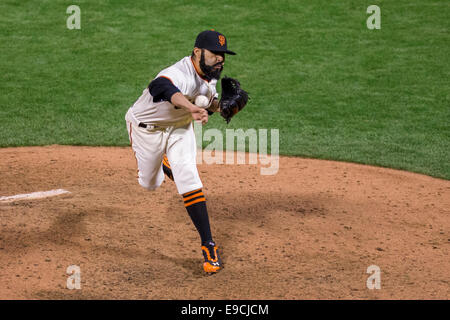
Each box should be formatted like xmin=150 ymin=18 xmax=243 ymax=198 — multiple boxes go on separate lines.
xmin=219 ymin=76 xmax=249 ymax=124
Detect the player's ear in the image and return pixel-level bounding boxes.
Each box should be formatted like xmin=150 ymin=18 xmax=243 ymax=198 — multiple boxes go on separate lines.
xmin=193 ymin=47 xmax=202 ymax=60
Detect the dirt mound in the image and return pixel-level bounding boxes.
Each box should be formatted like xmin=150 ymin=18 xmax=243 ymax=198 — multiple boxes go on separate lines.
xmin=0 ymin=145 xmax=448 ymax=299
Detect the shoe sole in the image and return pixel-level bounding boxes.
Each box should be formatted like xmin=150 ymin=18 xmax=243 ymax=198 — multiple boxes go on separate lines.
xmin=203 ymin=262 xmax=222 ymax=273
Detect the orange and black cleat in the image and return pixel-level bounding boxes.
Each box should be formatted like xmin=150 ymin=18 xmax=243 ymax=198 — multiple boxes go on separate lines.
xmin=201 ymin=241 xmax=223 ymax=273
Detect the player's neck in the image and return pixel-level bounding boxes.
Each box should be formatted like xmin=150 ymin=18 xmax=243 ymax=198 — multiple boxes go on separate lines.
xmin=190 ymin=56 xmax=209 ymax=81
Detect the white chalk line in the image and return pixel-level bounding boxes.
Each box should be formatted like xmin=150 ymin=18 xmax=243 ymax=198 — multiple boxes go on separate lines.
xmin=0 ymin=189 xmax=71 ymax=203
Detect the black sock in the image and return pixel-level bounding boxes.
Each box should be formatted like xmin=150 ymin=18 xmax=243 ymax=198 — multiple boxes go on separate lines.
xmin=183 ymin=189 xmax=213 ymax=244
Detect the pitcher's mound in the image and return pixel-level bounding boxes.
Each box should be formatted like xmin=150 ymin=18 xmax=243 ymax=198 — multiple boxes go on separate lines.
xmin=0 ymin=145 xmax=448 ymax=299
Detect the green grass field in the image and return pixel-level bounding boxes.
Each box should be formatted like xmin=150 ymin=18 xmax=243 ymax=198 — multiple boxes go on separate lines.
xmin=1 ymin=0 xmax=449 ymax=179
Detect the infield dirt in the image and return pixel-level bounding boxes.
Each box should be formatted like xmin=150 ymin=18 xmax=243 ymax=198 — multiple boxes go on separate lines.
xmin=0 ymin=145 xmax=449 ymax=299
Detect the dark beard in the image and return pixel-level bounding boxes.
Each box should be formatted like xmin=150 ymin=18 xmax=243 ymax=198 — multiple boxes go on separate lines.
xmin=200 ymin=50 xmax=223 ymax=81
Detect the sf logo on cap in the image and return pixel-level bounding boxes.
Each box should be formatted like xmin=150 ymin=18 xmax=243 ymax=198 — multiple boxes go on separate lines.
xmin=218 ymin=35 xmax=226 ymax=46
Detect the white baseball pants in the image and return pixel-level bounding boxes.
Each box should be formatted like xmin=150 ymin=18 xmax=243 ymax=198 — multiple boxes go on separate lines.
xmin=126 ymin=119 xmax=203 ymax=194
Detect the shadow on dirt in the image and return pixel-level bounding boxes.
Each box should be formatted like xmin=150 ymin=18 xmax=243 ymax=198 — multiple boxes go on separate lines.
xmin=164 ymin=190 xmax=335 ymax=222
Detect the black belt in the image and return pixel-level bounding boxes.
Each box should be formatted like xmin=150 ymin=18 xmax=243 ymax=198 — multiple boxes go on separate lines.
xmin=138 ymin=123 xmax=166 ymax=130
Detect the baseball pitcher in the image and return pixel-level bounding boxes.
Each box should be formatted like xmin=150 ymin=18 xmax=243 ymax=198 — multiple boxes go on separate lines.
xmin=125 ymin=30 xmax=248 ymax=273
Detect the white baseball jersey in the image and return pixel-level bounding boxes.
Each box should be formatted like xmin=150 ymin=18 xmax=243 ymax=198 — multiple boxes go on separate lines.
xmin=125 ymin=56 xmax=217 ymax=195
xmin=126 ymin=56 xmax=218 ymax=127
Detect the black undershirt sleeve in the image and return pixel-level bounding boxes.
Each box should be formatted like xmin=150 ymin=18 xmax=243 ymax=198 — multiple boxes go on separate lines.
xmin=148 ymin=77 xmax=181 ymax=103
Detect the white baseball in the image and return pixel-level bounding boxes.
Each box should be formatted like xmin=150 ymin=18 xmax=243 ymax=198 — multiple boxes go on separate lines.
xmin=194 ymin=95 xmax=209 ymax=108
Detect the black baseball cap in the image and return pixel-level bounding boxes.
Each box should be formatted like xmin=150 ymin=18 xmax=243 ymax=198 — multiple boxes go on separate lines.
xmin=194 ymin=30 xmax=236 ymax=55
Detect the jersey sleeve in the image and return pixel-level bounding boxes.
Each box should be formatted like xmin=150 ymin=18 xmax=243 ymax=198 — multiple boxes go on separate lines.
xmin=156 ymin=67 xmax=190 ymax=96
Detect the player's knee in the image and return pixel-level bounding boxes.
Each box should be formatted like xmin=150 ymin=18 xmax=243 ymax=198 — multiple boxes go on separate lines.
xmin=138 ymin=179 xmax=161 ymax=191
